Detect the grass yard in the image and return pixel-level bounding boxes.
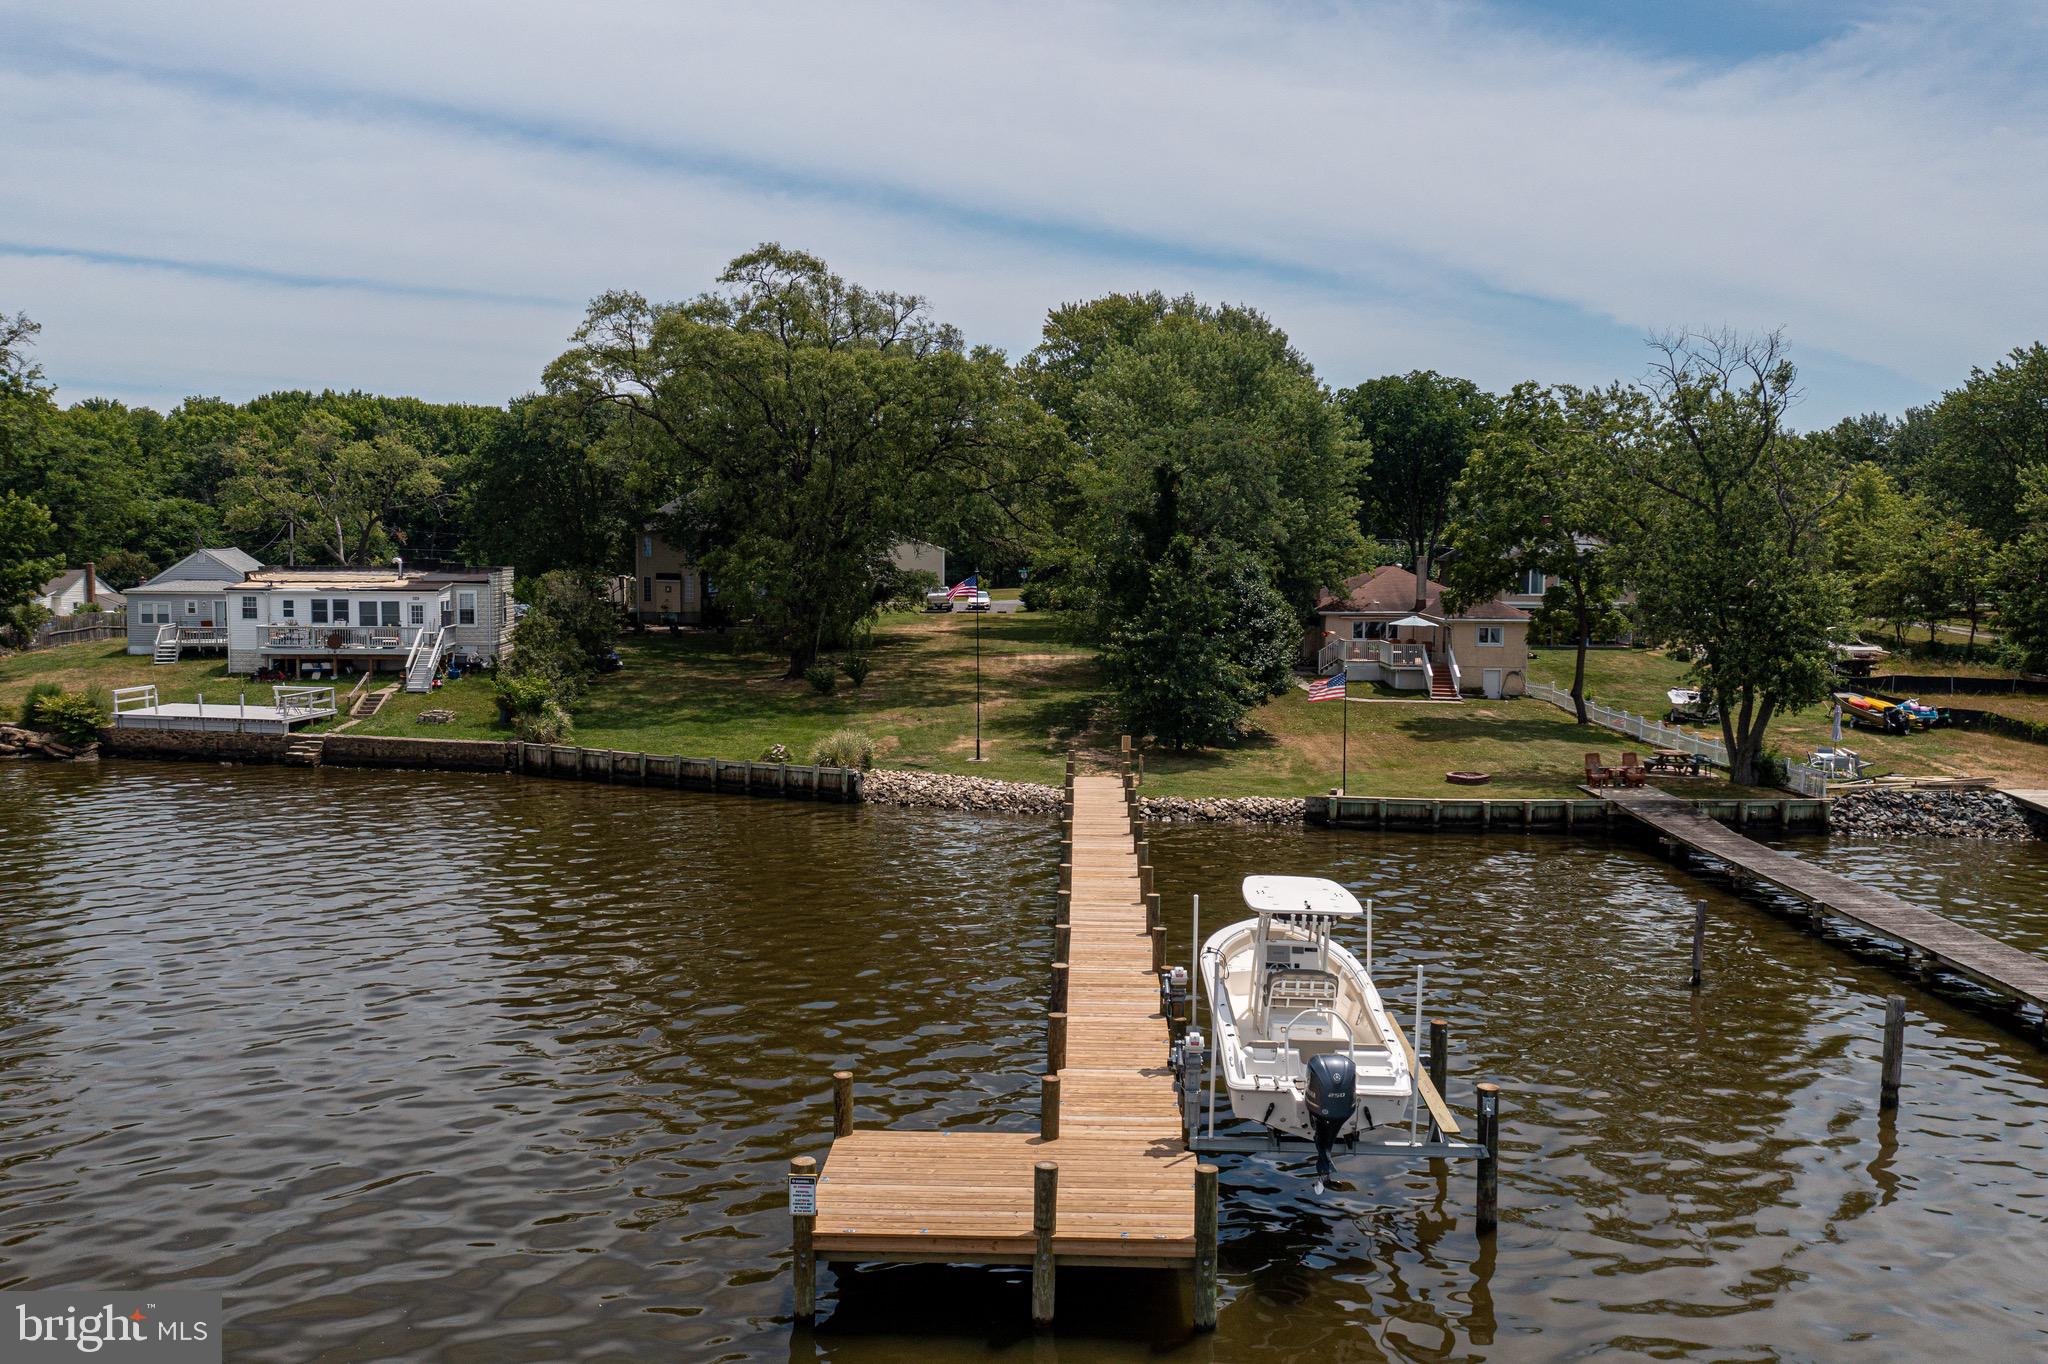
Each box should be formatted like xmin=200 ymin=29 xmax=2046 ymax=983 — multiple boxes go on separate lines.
xmin=1528 ymin=647 xmax=2048 ymax=788
xmin=0 ymin=640 xmax=235 ymax=720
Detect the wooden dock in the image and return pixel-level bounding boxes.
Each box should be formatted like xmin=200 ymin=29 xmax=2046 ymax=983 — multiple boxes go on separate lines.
xmin=797 ymin=766 xmax=1210 ymax=1328
xmin=2004 ymin=788 xmax=2048 ymax=822
xmin=1597 ymin=787 xmax=2048 ymax=1015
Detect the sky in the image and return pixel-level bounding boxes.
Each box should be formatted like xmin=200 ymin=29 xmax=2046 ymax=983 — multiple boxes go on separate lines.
xmin=2 ymin=1 xmax=2043 ymax=426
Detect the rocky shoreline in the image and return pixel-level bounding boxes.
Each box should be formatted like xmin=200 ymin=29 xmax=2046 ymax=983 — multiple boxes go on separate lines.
xmin=861 ymin=768 xmax=1307 ymax=823
xmin=1829 ymin=788 xmax=2038 ymax=840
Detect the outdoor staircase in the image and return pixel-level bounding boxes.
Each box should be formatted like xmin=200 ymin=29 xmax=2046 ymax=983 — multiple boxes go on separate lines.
xmin=404 ymin=626 xmax=448 ymax=693
xmin=282 ymin=736 xmax=325 ymax=767
xmin=152 ymin=623 xmax=181 ymax=665
xmin=1429 ymin=662 xmax=1461 ymax=701
xmin=351 ymin=684 xmax=398 ymax=719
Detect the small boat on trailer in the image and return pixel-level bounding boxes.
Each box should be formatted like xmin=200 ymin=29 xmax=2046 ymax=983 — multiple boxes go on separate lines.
xmin=1200 ymin=876 xmax=1413 ymax=1187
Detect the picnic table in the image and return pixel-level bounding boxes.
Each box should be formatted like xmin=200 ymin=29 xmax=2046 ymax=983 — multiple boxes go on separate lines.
xmin=1644 ymin=748 xmax=1704 ymax=776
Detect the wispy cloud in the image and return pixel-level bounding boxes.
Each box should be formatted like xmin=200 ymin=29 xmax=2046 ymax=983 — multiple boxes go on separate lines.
xmin=1 ymin=1 xmax=2041 ymax=418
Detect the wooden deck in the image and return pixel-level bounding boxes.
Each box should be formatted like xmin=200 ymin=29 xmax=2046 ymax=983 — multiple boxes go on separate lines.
xmin=1597 ymin=787 xmax=2048 ymax=1012
xmin=2004 ymin=789 xmax=2048 ymax=822
xmin=810 ymin=772 xmax=1199 ymax=1276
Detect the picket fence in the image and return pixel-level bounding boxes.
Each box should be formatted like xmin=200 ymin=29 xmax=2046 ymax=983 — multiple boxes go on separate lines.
xmin=1525 ymin=680 xmax=1831 ymax=796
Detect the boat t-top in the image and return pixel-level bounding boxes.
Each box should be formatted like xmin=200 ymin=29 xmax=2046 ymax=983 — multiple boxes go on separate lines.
xmin=1200 ymin=875 xmax=1412 ymax=1184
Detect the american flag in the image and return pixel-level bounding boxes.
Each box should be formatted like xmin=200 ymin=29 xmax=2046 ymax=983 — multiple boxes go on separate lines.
xmin=946 ymin=574 xmax=980 ymax=600
xmin=1307 ymin=667 xmax=1347 ymax=702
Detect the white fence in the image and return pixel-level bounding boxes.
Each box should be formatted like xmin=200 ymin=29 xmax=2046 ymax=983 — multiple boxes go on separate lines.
xmin=1527 ymin=680 xmax=1835 ymax=796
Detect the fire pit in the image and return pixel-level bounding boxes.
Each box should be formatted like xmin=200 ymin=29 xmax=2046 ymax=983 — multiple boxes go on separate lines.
xmin=1445 ymin=771 xmax=1493 ymax=786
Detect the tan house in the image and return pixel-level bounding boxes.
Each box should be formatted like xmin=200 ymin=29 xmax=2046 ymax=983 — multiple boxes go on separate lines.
xmin=1314 ymin=564 xmax=1529 ymax=700
xmin=631 ymin=504 xmax=945 ymax=627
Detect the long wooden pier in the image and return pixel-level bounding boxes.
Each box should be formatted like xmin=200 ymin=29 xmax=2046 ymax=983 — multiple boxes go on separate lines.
xmin=796 ymin=765 xmax=1211 ymax=1328
xmin=1597 ymin=787 xmax=2048 ymax=1016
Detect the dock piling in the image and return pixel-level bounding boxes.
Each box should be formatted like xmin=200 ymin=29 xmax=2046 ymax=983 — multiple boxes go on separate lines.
xmin=1048 ymin=1011 xmax=1067 ymax=1071
xmin=1050 ymin=961 xmax=1068 ymax=1013
xmin=1689 ymin=903 xmax=1706 ymax=988
xmin=1054 ymin=922 xmax=1070 ymax=960
xmin=1193 ymin=1163 xmax=1219 ymax=1331
xmin=1475 ymin=1082 xmax=1501 ymax=1233
xmin=1151 ymin=924 xmax=1167 ymax=973
xmin=1145 ymin=892 xmax=1161 ymax=933
xmin=1032 ymin=1161 xmax=1058 ymax=1326
xmin=1040 ymin=1073 xmax=1061 ymax=1141
xmin=1881 ymin=995 xmax=1907 ymax=1111
xmin=1427 ymin=1019 xmax=1447 ymax=1142
xmin=832 ymin=1071 xmax=853 ymax=1139
xmin=1058 ymin=862 xmax=1072 ymax=893
xmin=790 ymin=1155 xmax=817 ymax=1323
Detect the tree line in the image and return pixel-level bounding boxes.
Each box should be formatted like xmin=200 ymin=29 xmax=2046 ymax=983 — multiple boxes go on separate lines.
xmin=4 ymin=245 xmax=2047 ymax=782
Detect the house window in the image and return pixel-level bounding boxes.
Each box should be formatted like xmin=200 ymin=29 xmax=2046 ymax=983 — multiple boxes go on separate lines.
xmin=184 ymin=599 xmax=196 ymax=615
xmin=409 ymin=602 xmax=424 ymax=626
xmin=281 ymin=599 xmax=295 ymax=620
xmin=311 ymin=599 xmax=329 ymax=624
xmin=643 ymin=535 xmax=653 ymax=559
xmin=241 ymin=596 xmax=257 ymax=620
xmin=458 ymin=591 xmax=476 ymax=626
xmin=1477 ymin=625 xmax=1505 ymax=647
xmin=360 ymin=599 xmax=378 ymax=624
xmin=332 ymin=599 xmax=350 ymax=624
xmin=1351 ymin=621 xmax=1366 ymax=639
xmin=643 ymin=576 xmax=653 ymax=604
xmin=380 ymin=602 xmax=401 ymax=627
xmin=1519 ymin=569 xmax=1545 ymax=596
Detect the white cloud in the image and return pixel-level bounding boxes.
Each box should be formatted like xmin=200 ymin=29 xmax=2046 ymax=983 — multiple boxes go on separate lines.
xmin=2 ymin=1 xmax=2042 ymax=418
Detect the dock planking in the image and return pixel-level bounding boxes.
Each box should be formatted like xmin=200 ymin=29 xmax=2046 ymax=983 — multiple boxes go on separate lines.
xmin=803 ymin=770 xmax=1204 ymax=1323
xmin=1597 ymin=787 xmax=2048 ymax=1013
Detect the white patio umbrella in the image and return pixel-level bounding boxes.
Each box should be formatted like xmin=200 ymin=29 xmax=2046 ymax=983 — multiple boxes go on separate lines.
xmin=1387 ymin=613 xmax=1437 ymax=640
xmin=1832 ymin=702 xmax=1843 ymax=744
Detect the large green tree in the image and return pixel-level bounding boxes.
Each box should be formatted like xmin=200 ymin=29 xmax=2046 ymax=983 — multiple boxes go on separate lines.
xmin=546 ymin=244 xmax=1063 ymax=676
xmin=1995 ymin=465 xmax=2048 ymax=672
xmin=1921 ymin=342 xmax=2048 ymax=541
xmin=1038 ymin=300 xmax=1365 ymax=744
xmin=462 ymin=394 xmax=645 ymax=579
xmin=1339 ymin=370 xmax=1496 ymax=576
xmin=1611 ymin=331 xmax=1849 ymax=786
xmin=223 ymin=409 xmax=443 ymax=565
xmin=1443 ymin=382 xmax=1629 ymax=722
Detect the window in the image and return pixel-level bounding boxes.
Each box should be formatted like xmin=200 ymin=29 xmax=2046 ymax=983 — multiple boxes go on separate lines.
xmin=1519 ymin=568 xmax=1546 ymax=596
xmin=458 ymin=591 xmax=476 ymax=626
xmin=409 ymin=602 xmax=424 ymax=626
xmin=241 ymin=595 xmax=257 ymax=620
xmin=1351 ymin=621 xmax=1366 ymax=639
xmin=138 ymin=603 xmax=154 ymax=624
xmin=184 ymin=599 xmax=196 ymax=615
xmin=381 ymin=602 xmax=401 ymax=628
xmin=643 ymin=576 xmax=653 ymax=604
xmin=311 ymin=598 xmax=329 ymax=624
xmin=643 ymin=535 xmax=653 ymax=558
xmin=360 ymin=599 xmax=378 ymax=624
xmin=1477 ymin=625 xmax=1505 ymax=647
xmin=332 ymin=599 xmax=350 ymax=624
xmin=282 ymin=599 xmax=295 ymax=620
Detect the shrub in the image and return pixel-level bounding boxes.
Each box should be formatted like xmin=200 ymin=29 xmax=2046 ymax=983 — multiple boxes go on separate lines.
xmin=810 ymin=727 xmax=876 ymax=770
xmin=20 ymin=681 xmax=61 ymax=725
xmin=840 ymin=654 xmax=872 ymax=687
xmin=32 ymin=691 xmax=109 ymax=744
xmin=513 ymin=699 xmax=573 ymax=743
xmin=759 ymin=742 xmax=793 ymax=763
xmin=493 ymin=673 xmax=554 ymax=724
xmin=803 ymin=663 xmax=838 ymax=694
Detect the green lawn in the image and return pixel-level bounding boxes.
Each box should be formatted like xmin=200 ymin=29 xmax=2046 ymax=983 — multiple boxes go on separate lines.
xmin=1528 ymin=646 xmax=2048 ymax=787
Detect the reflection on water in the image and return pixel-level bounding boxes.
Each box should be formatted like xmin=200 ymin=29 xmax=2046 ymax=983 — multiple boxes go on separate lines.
xmin=0 ymin=762 xmax=2044 ymax=1361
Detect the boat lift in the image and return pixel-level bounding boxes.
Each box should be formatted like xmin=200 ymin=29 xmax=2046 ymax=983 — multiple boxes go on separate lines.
xmin=1171 ymin=894 xmax=1500 ymax=1220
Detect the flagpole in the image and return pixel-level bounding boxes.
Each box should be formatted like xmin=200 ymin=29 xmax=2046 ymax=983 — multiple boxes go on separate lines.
xmin=974 ymin=573 xmax=983 ymax=762
xmin=1341 ymin=672 xmax=1349 ymax=794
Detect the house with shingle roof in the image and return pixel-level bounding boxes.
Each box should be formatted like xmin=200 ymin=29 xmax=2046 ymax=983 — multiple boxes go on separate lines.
xmin=36 ymin=565 xmax=125 ymax=616
xmin=1313 ymin=564 xmax=1529 ymax=700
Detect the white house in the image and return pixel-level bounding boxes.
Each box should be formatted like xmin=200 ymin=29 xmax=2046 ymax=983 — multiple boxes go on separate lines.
xmin=124 ymin=547 xmax=262 ymax=656
xmin=37 ymin=565 xmax=124 ymax=616
xmin=223 ymin=563 xmax=516 ymax=687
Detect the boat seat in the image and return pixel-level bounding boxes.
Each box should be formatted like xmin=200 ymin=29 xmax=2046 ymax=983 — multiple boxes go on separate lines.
xmin=1265 ymin=967 xmax=1339 ymax=1013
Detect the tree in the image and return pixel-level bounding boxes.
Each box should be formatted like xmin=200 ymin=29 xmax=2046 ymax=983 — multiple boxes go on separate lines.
xmin=1339 ymin=370 xmax=1496 ymax=577
xmin=1827 ymin=461 xmax=1918 ymax=641
xmin=0 ymin=311 xmax=60 ymax=622
xmin=463 ymin=395 xmax=644 ymax=579
xmin=1922 ymin=342 xmax=2048 ymax=541
xmin=222 ymin=410 xmax=442 ymax=565
xmin=0 ymin=490 xmax=59 ymax=627
xmin=1611 ymin=331 xmax=1849 ymax=786
xmin=94 ymin=548 xmax=157 ymax=589
xmin=1038 ymin=302 xmax=1365 ymax=743
xmin=1995 ymin=466 xmax=2048 ymax=672
xmin=547 ymin=245 xmax=1062 ymax=676
xmin=1442 ymin=382 xmax=1628 ymax=722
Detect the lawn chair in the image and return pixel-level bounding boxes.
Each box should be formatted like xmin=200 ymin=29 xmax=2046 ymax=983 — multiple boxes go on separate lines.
xmin=1618 ymin=752 xmax=1648 ymax=787
xmin=1583 ymin=752 xmax=1613 ymax=788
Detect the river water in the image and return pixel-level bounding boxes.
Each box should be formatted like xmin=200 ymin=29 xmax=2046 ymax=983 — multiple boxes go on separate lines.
xmin=1 ymin=761 xmax=2044 ymax=1362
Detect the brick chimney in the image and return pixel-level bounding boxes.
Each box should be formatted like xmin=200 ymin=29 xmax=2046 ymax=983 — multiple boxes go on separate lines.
xmin=84 ymin=561 xmax=97 ymax=606
xmin=1413 ymin=551 xmax=1429 ymax=612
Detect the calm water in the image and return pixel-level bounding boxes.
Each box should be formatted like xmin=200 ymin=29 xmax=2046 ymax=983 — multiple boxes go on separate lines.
xmin=1 ymin=762 xmax=2045 ymax=1362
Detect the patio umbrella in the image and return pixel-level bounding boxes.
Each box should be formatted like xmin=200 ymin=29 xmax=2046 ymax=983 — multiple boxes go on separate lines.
xmin=1387 ymin=614 xmax=1436 ymax=629
xmin=1832 ymin=702 xmax=1843 ymax=744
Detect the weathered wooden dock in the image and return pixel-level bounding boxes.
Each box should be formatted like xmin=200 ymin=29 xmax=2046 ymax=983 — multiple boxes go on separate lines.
xmin=795 ymin=766 xmax=1211 ymax=1328
xmin=1597 ymin=787 xmax=2048 ymax=1017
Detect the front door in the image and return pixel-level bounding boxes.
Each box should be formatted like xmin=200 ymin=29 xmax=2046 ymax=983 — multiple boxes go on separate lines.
xmin=1482 ymin=668 xmax=1504 ymax=700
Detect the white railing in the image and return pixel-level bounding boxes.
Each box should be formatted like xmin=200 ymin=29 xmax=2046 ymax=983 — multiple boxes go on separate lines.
xmin=112 ymin=684 xmax=159 ymax=714
xmin=1420 ymin=653 xmax=1435 ymax=692
xmin=406 ymin=625 xmax=450 ymax=691
xmin=1527 ymin=680 xmax=1730 ymax=766
xmin=1783 ymin=765 xmax=1831 ymax=797
xmin=263 ymin=624 xmax=413 ymax=651
xmin=273 ymin=685 xmax=337 ymax=719
xmin=1447 ymin=648 xmax=1462 ymax=694
xmin=175 ymin=626 xmax=229 ymax=645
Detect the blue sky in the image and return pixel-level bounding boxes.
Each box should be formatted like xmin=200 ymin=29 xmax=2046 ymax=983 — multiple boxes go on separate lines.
xmin=2 ymin=1 xmax=2043 ymax=426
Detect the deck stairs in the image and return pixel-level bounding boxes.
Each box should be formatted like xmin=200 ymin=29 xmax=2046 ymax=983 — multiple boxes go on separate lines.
xmin=1426 ymin=654 xmax=1461 ymax=702
xmin=404 ymin=627 xmax=449 ymax=693
xmin=351 ymin=684 xmax=398 ymax=719
xmin=152 ymin=624 xmax=181 ymax=665
xmin=282 ymin=736 xmax=325 ymax=767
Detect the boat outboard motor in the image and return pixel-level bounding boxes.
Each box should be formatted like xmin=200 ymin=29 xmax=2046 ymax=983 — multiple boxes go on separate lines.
xmin=1303 ymin=1052 xmax=1356 ymax=1186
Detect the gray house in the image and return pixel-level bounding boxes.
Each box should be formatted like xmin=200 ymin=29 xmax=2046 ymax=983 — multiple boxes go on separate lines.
xmin=125 ymin=547 xmax=262 ymax=659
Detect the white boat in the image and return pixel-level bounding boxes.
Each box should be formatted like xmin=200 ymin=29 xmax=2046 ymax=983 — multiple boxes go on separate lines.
xmin=1200 ymin=875 xmax=1412 ymax=1181
xmin=1665 ymin=686 xmax=1719 ymax=723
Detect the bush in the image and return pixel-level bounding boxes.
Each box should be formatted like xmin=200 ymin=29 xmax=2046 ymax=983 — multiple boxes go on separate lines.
xmin=810 ymin=727 xmax=875 ymax=770
xmin=759 ymin=743 xmax=793 ymax=763
xmin=20 ymin=681 xmax=61 ymax=725
xmin=1019 ymin=579 xmax=1060 ymax=613
xmin=512 ymin=699 xmax=573 ymax=743
xmin=493 ymin=673 xmax=554 ymax=724
xmin=840 ymin=654 xmax=872 ymax=687
xmin=804 ymin=663 xmax=838 ymax=694
xmin=32 ymin=690 xmax=109 ymax=744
